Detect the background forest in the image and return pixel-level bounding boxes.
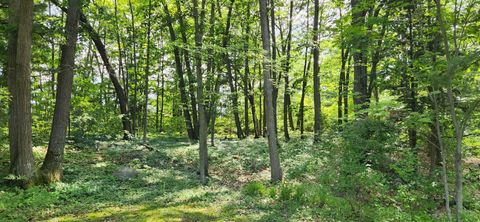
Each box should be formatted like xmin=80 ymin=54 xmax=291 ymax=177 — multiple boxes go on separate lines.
xmin=0 ymin=0 xmax=479 ymax=221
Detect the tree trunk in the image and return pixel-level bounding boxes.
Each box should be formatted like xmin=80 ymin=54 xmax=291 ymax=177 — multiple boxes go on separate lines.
xmin=222 ymin=0 xmax=243 ymax=139
xmin=283 ymin=0 xmax=294 ymax=141
xmin=259 ymin=0 xmax=282 ymax=182
xmin=270 ymin=0 xmax=278 ymax=135
xmin=312 ymin=0 xmax=322 ymax=142
xmin=351 ymin=0 xmax=369 ymax=112
xmin=52 ymin=0 xmax=132 ymax=139
xmin=128 ymin=0 xmax=138 ymax=136
xmin=143 ymin=0 xmax=152 ymax=144
xmin=7 ymin=0 xmax=35 ymax=186
xmin=40 ymin=0 xmax=80 ymax=184
xmin=193 ymin=0 xmax=208 ymax=184
xmin=162 ymin=1 xmax=196 ymax=141
xmin=298 ymin=0 xmax=310 ymax=138
xmin=243 ymin=8 xmax=251 ymax=137
xmin=176 ymin=0 xmax=199 ymax=138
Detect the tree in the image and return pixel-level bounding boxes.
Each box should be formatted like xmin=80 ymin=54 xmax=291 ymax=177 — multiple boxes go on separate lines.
xmin=259 ymin=0 xmax=282 ymax=182
xmin=312 ymin=0 xmax=322 ymax=142
xmin=40 ymin=0 xmax=81 ymax=183
xmin=143 ymin=0 xmax=152 ymax=144
xmin=193 ymin=0 xmax=208 ymax=184
xmin=7 ymin=0 xmax=35 ymax=185
xmin=162 ymin=0 xmax=197 ymax=141
xmin=351 ymin=0 xmax=369 ymax=112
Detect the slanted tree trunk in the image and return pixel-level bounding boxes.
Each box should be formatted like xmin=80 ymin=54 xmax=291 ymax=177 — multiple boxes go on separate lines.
xmin=40 ymin=0 xmax=80 ymax=184
xmin=162 ymin=1 xmax=196 ymax=141
xmin=259 ymin=0 xmax=282 ymax=182
xmin=176 ymin=0 xmax=199 ymax=138
xmin=52 ymin=0 xmax=132 ymax=139
xmin=7 ymin=0 xmax=35 ymax=186
xmin=312 ymin=0 xmax=322 ymax=142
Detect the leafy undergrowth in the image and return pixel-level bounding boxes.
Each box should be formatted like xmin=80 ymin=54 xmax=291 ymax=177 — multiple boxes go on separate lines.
xmin=0 ymin=132 xmax=479 ymax=221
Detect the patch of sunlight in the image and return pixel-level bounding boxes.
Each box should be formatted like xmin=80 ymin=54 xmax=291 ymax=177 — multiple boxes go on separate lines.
xmin=46 ymin=204 xmax=219 ymax=222
xmin=93 ymin=162 xmax=107 ymax=168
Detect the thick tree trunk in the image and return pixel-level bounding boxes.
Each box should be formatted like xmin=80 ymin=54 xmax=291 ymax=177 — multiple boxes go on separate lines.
xmin=351 ymin=0 xmax=369 ymax=112
xmin=40 ymin=0 xmax=80 ymax=184
xmin=52 ymin=0 xmax=132 ymax=139
xmin=7 ymin=0 xmax=35 ymax=186
xmin=259 ymin=0 xmax=282 ymax=182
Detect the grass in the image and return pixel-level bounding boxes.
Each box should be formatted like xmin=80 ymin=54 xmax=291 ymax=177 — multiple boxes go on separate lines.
xmin=0 ymin=132 xmax=479 ymax=221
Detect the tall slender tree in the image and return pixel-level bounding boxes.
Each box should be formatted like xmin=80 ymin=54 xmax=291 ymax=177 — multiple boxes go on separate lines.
xmin=259 ymin=0 xmax=282 ymax=182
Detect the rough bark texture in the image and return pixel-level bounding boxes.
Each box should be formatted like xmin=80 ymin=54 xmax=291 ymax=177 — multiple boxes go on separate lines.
xmin=259 ymin=0 xmax=282 ymax=182
xmin=40 ymin=0 xmax=80 ymax=184
xmin=7 ymin=0 xmax=35 ymax=186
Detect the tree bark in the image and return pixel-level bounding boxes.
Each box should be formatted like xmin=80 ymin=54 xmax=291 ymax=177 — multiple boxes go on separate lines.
xmin=193 ymin=0 xmax=208 ymax=184
xmin=7 ymin=0 xmax=35 ymax=186
xmin=351 ymin=0 xmax=369 ymax=112
xmin=312 ymin=0 xmax=322 ymax=142
xmin=259 ymin=0 xmax=282 ymax=182
xmin=40 ymin=0 xmax=80 ymax=184
xmin=283 ymin=0 xmax=294 ymax=141
xmin=51 ymin=0 xmax=133 ymax=139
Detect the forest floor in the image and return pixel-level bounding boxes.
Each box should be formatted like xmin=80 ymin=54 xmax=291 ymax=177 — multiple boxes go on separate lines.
xmin=1 ymin=133 xmax=479 ymax=221
xmin=0 ymin=135 xmax=328 ymax=221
